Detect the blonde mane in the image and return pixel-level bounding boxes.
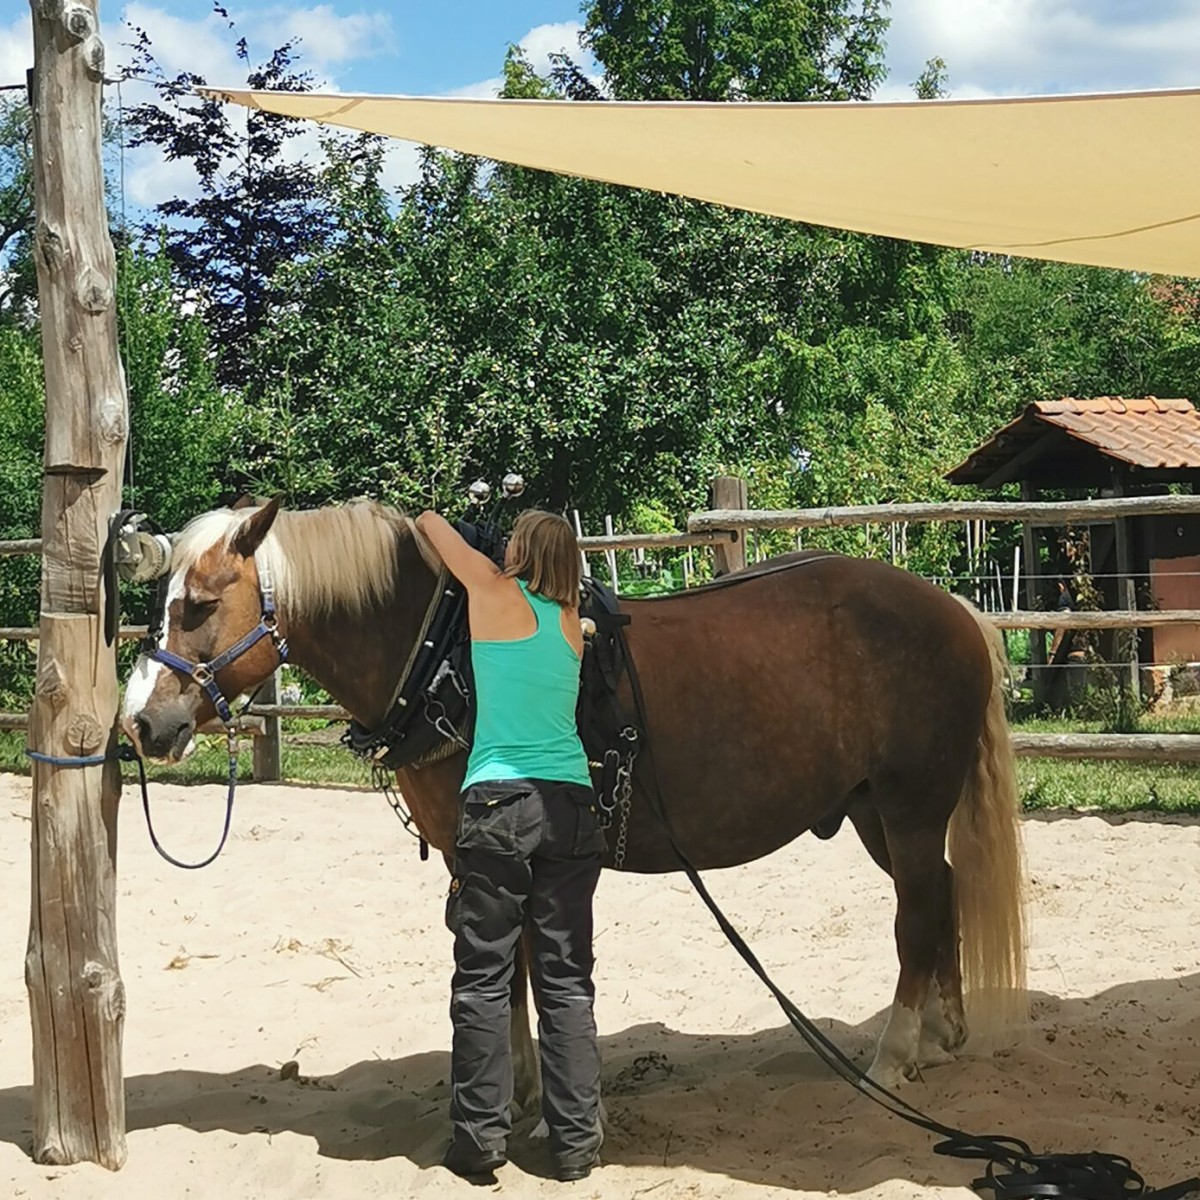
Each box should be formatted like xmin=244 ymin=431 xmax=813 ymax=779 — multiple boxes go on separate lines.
xmin=172 ymin=500 xmax=415 ymax=617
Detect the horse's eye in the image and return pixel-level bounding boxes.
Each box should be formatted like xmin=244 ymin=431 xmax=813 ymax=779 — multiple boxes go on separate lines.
xmin=181 ymin=596 xmax=219 ymax=630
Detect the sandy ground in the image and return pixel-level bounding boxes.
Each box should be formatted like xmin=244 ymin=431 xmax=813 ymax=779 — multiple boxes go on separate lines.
xmin=1 ymin=771 xmax=1198 ymax=1200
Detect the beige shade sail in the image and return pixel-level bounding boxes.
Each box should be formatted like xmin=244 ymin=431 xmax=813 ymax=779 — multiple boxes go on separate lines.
xmin=198 ymin=86 xmax=1200 ymax=278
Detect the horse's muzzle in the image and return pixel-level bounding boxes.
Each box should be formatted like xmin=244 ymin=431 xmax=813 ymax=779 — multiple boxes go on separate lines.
xmin=128 ymin=702 xmax=195 ymax=762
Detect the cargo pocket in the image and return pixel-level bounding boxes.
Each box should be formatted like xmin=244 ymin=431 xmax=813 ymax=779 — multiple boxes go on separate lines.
xmin=457 ymin=783 xmax=531 ymax=855
xmin=573 ymin=795 xmax=608 ymax=858
xmin=445 ymin=875 xmax=464 ymax=934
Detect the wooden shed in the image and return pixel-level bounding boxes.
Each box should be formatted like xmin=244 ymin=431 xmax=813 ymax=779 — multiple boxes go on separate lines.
xmin=947 ymin=397 xmax=1200 ymax=701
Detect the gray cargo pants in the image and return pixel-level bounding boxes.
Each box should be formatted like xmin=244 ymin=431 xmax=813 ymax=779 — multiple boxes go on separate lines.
xmin=446 ymin=777 xmax=605 ymax=1167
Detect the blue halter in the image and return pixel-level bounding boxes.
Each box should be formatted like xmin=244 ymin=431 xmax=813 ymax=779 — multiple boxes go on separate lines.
xmin=146 ymin=560 xmax=289 ymax=725
xmin=133 ymin=559 xmax=289 ymax=871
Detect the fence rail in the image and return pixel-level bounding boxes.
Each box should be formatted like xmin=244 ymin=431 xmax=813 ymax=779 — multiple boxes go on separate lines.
xmin=5 ymin=608 xmax=1200 ymax=647
xmin=7 ymin=488 xmax=1200 ymax=775
xmin=0 ymin=530 xmax=732 ymax=559
xmin=6 ymin=707 xmax=1200 ymax=768
xmin=3 ymin=493 xmax=1199 ymax=556
xmin=1009 ymin=733 xmax=1200 ymax=762
xmin=688 ymin=493 xmax=1200 ymax=533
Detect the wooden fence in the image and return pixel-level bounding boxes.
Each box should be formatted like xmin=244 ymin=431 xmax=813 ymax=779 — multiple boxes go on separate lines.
xmin=6 ymin=487 xmax=1200 ymax=772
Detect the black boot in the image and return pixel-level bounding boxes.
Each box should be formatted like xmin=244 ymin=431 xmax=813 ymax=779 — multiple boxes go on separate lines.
xmin=443 ymin=1138 xmax=507 ymax=1180
xmin=555 ymin=1152 xmax=601 ymax=1182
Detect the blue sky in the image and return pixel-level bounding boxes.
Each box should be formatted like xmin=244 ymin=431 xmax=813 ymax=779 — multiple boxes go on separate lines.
xmin=4 ymin=1 xmax=1200 ymax=203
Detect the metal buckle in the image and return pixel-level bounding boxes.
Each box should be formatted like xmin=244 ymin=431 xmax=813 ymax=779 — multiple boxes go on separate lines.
xmin=192 ymin=663 xmax=214 ymax=685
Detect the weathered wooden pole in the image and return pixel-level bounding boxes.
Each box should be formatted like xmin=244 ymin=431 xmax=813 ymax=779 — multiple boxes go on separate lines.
xmin=251 ymin=668 xmax=282 ymax=782
xmin=1110 ymin=468 xmax=1142 ymax=705
xmin=710 ymin=475 xmax=747 ymax=576
xmin=26 ymin=0 xmax=128 ymax=1169
xmin=1019 ymin=481 xmax=1048 ymax=707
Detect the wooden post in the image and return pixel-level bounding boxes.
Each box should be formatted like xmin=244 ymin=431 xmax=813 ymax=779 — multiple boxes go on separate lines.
xmin=26 ymin=0 xmax=127 ymax=1169
xmin=252 ymin=668 xmax=282 ymax=782
xmin=571 ymin=510 xmax=590 ymax=578
xmin=710 ymin=475 xmax=747 ymax=576
xmin=603 ymin=514 xmax=619 ymax=595
xmin=1020 ymin=482 xmax=1048 ymax=706
xmin=1111 ymin=470 xmax=1141 ymax=704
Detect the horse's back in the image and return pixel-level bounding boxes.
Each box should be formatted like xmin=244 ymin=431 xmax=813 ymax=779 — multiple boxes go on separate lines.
xmin=613 ymin=552 xmax=994 ymax=870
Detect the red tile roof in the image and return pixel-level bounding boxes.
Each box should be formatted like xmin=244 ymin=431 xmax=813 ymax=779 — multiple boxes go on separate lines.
xmin=1029 ymin=396 xmax=1200 ymax=469
xmin=947 ymin=396 xmax=1200 ymax=485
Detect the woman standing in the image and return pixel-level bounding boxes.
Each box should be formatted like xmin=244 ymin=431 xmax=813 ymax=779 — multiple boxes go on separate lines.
xmin=415 ymin=508 xmax=605 ymax=1183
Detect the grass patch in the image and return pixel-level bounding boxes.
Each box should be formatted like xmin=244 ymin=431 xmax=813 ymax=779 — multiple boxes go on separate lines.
xmin=1012 ymin=713 xmax=1200 ymax=735
xmin=6 ymin=720 xmax=1200 ymax=816
xmin=1 ymin=726 xmax=372 ymax=789
xmin=1018 ymin=758 xmax=1200 ymax=814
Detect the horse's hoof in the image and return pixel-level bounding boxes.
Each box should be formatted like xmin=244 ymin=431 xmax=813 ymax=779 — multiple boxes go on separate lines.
xmin=917 ymin=1038 xmax=956 ymax=1069
xmin=866 ymin=1061 xmax=914 ymax=1090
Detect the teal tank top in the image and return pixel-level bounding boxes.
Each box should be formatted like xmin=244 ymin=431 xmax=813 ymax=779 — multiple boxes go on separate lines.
xmin=462 ymin=581 xmax=591 ymax=790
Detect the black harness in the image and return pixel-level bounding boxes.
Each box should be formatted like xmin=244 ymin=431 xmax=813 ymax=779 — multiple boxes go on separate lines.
xmin=340 ymin=522 xmax=644 ymax=855
xmin=341 ymin=521 xmax=505 ymax=773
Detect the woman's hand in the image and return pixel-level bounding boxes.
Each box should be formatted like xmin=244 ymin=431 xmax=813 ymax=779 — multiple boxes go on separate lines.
xmin=416 ymin=511 xmax=503 ymax=593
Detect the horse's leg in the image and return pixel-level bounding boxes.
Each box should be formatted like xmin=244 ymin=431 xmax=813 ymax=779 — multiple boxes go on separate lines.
xmin=853 ymin=797 xmax=967 ymax=1067
xmin=511 ymin=926 xmax=541 ymax=1119
xmin=868 ymin=812 xmax=953 ymax=1088
xmin=918 ymin=865 xmax=967 ymax=1068
xmin=847 ymin=796 xmax=892 ymax=875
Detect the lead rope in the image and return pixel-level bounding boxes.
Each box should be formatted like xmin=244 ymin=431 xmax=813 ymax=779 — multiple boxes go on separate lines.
xmin=129 ymin=741 xmax=237 ymax=870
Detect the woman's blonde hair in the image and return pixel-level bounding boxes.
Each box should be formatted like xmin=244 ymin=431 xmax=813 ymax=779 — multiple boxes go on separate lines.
xmin=503 ymin=510 xmax=582 ymax=607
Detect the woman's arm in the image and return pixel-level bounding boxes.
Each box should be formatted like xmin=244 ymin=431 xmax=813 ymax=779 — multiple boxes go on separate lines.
xmin=415 ymin=511 xmax=503 ymax=592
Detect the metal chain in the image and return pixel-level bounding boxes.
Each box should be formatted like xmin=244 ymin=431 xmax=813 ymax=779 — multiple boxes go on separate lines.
xmin=372 ymin=762 xmax=423 ymax=841
xmin=612 ymin=733 xmax=637 ymax=870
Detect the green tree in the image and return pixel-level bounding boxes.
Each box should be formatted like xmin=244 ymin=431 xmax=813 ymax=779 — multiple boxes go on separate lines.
xmin=913 ymin=55 xmax=949 ymax=99
xmin=122 ymin=7 xmax=334 ymax=382
xmin=0 ymin=321 xmax=44 ymax=708
xmin=955 ymin=259 xmax=1185 ymax=417
xmin=0 ymin=95 xmax=35 ymax=322
xmin=582 ymin=0 xmax=890 ymax=101
xmin=117 ymin=245 xmax=251 ymax=529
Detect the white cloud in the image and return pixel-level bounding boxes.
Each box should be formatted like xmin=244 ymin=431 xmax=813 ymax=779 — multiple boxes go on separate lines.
xmin=884 ymin=0 xmax=1200 ymax=100
xmin=446 ymin=76 xmax=504 ymax=100
xmin=101 ymin=4 xmax=401 ymax=210
xmin=379 ymin=140 xmax=422 ymax=191
xmin=449 ymin=20 xmax=592 ymax=100
xmin=519 ymin=20 xmax=584 ymax=76
xmin=0 ymin=16 xmax=31 ymax=85
xmin=248 ymin=4 xmax=394 ymax=73
xmin=118 ymin=2 xmax=247 ymax=84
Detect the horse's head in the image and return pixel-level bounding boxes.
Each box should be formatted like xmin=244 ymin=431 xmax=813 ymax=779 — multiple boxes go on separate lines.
xmin=122 ymin=499 xmax=285 ymax=761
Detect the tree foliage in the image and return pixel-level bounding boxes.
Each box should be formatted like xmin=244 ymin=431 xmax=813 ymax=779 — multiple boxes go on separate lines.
xmin=0 ymin=96 xmax=35 ymax=322
xmin=582 ymin=0 xmax=890 ymax=100
xmin=122 ymin=4 xmax=333 ymax=381
xmin=6 ymin=0 xmax=1200 ymax=712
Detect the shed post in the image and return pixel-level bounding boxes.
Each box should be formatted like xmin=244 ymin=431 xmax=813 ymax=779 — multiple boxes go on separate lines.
xmin=26 ymin=0 xmax=128 ymax=1168
xmin=1020 ymin=482 xmax=1048 ymax=706
xmin=1111 ymin=469 xmax=1141 ymax=704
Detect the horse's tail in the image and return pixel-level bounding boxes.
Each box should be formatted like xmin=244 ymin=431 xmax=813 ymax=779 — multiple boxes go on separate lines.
xmin=948 ymin=598 xmax=1027 ymax=1033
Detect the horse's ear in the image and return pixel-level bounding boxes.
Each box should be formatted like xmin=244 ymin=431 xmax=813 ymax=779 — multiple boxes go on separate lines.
xmin=232 ymin=497 xmax=281 ymax=558
xmin=230 ymin=492 xmax=266 ymax=511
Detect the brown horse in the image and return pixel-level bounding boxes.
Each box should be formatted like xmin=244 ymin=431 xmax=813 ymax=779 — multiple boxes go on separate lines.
xmin=121 ymin=498 xmax=1025 ymax=1105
